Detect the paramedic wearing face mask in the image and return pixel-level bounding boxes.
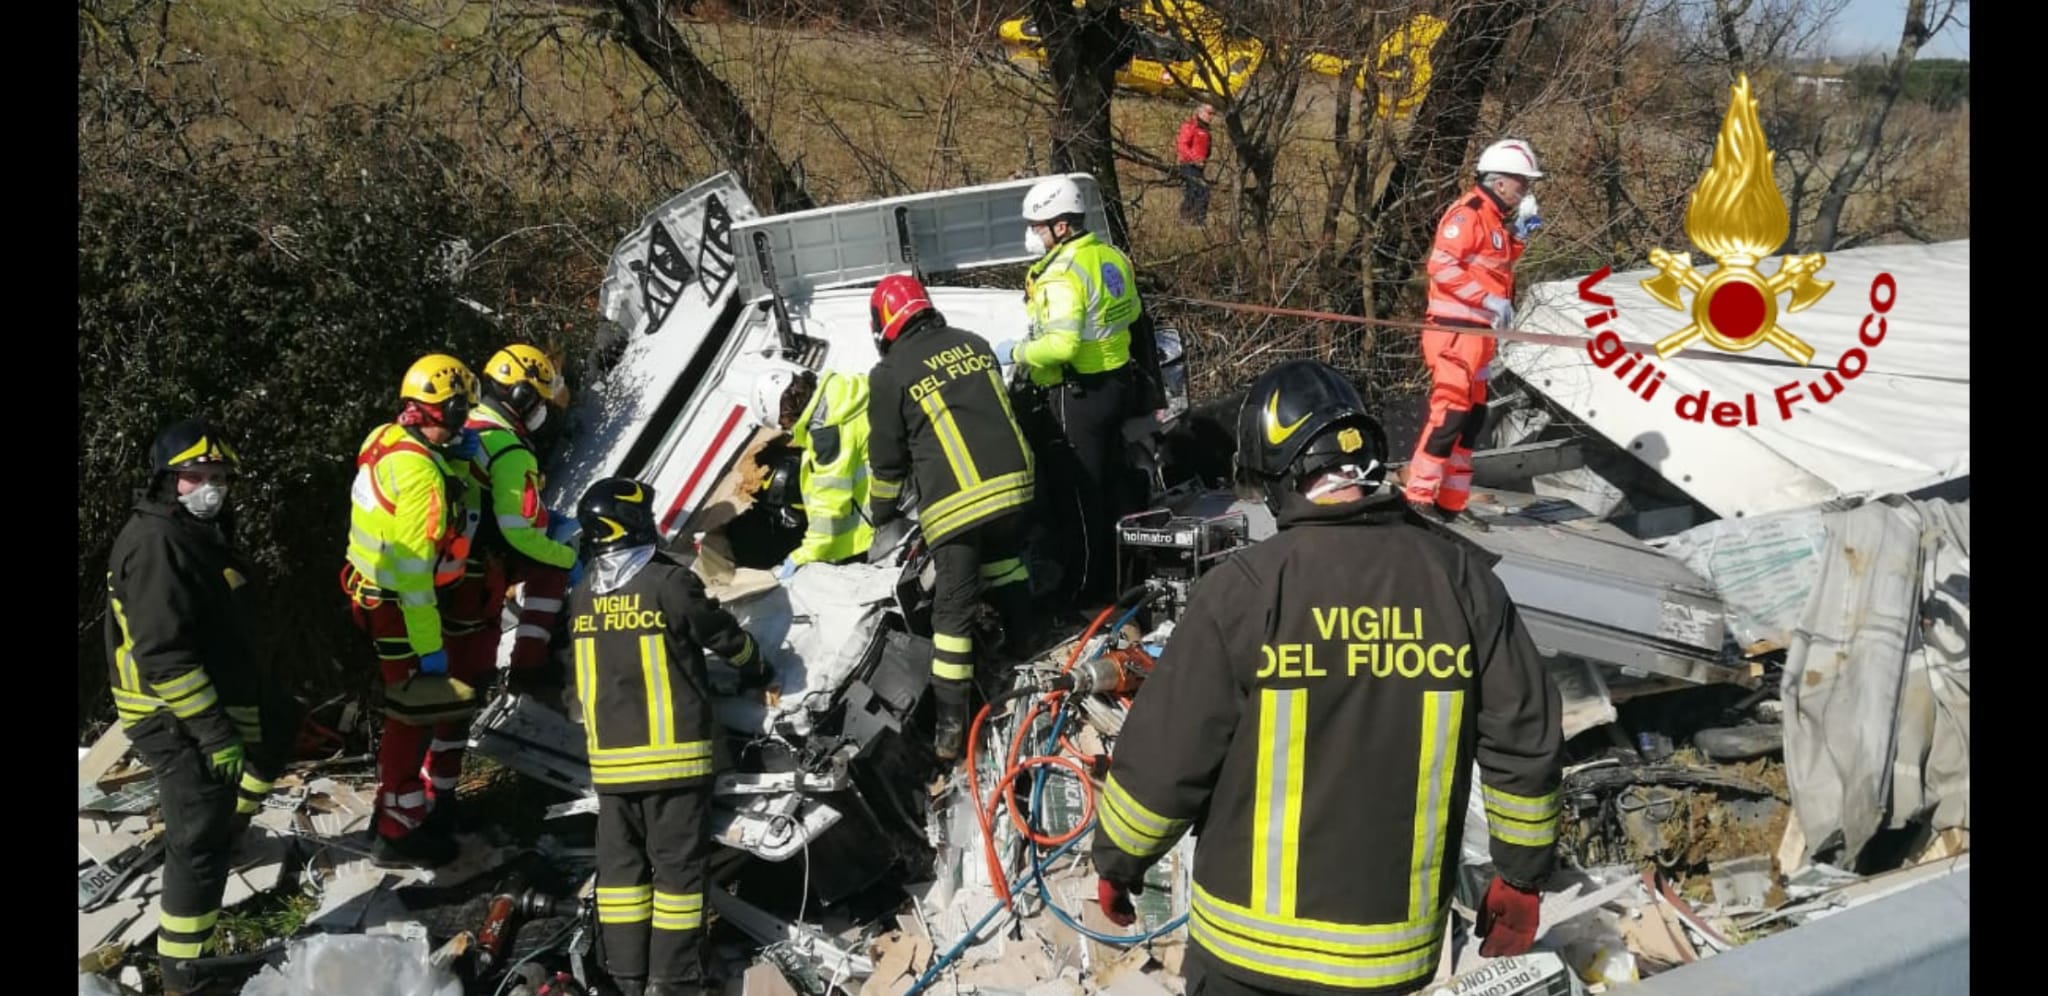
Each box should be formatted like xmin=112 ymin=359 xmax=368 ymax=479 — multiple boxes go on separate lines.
xmin=992 ymin=175 xmax=1144 ymax=608
xmin=101 ymin=420 xmax=282 ymax=996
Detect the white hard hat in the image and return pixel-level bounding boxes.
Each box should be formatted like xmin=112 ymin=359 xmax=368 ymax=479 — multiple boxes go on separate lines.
xmin=1476 ymin=139 xmax=1544 ymax=179
xmin=750 ymin=359 xmax=811 ymax=430
xmin=1021 ymin=176 xmax=1087 ymax=223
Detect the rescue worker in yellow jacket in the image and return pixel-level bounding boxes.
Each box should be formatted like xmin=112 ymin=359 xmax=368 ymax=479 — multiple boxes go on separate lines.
xmin=1090 ymin=360 xmax=1565 ymax=996
xmin=749 ymin=360 xmax=875 ymax=579
xmin=992 ymin=175 xmax=1144 ymax=606
xmin=428 ymin=343 xmax=579 ymax=832
xmin=340 ymin=354 xmax=486 ymax=868
xmin=103 ymin=420 xmax=276 ymax=996
xmin=559 ymin=477 xmax=774 ymax=996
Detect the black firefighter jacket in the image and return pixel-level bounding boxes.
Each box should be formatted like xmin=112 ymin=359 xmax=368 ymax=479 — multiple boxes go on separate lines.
xmin=867 ymin=322 xmax=1036 ymax=545
xmin=102 ymin=497 xmax=265 ymax=751
xmin=557 ymin=551 xmax=764 ymax=793
xmin=1090 ymin=491 xmax=1565 ymax=996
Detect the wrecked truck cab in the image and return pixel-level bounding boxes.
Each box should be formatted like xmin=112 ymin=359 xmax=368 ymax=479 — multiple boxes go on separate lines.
xmin=481 ymin=171 xmax=1190 ymax=897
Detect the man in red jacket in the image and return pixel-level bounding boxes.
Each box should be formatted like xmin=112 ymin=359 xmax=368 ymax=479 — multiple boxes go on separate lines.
xmin=1403 ymin=138 xmax=1545 ymax=529
xmin=1176 ymin=102 xmax=1215 ymax=224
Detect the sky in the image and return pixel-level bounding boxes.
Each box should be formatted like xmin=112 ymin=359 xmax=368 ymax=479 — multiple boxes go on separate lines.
xmin=1826 ymin=0 xmax=1970 ymax=59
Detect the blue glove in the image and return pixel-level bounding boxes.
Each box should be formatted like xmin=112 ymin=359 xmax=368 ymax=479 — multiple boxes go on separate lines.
xmin=991 ymin=339 xmax=1018 ymax=365
xmin=546 ymin=512 xmax=581 ymax=545
xmin=566 ymin=557 xmax=587 ymax=589
xmin=418 ymin=649 xmax=449 ymax=676
xmin=1482 ymin=295 xmax=1515 ymax=332
xmin=1515 ymin=215 xmax=1544 ymax=239
xmin=445 ymin=428 xmax=481 ymax=461
xmin=775 ymin=557 xmax=799 ymax=582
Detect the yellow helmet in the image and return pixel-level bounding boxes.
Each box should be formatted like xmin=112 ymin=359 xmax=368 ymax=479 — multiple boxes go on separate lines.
xmin=483 ymin=343 xmax=571 ymax=410
xmin=399 ymin=354 xmax=480 ymax=426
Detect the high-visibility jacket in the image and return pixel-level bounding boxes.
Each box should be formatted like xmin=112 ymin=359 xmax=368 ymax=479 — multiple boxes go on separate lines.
xmin=868 ymin=322 xmax=1036 ymax=545
xmin=561 ymin=551 xmax=763 ymax=793
xmin=1091 ymin=493 xmax=1565 ymax=996
xmin=788 ymin=371 xmax=875 ymax=567
xmin=1425 ymin=185 xmax=1525 ymax=330
xmin=467 ymin=400 xmax=576 ymax=570
xmin=344 ymin=423 xmax=480 ymax=658
xmin=103 ymin=497 xmax=264 ymax=749
xmin=1017 ymin=232 xmax=1141 ymax=388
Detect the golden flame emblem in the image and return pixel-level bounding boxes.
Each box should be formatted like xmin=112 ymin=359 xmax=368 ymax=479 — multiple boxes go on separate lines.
xmin=1642 ymin=74 xmax=1832 ymax=364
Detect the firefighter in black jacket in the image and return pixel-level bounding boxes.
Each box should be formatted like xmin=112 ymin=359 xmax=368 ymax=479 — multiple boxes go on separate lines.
xmin=865 ymin=272 xmax=1041 ymax=762
xmin=561 ymin=477 xmax=774 ymax=996
xmin=102 ymin=420 xmax=279 ymax=996
xmin=1088 ymin=361 xmax=1565 ymax=996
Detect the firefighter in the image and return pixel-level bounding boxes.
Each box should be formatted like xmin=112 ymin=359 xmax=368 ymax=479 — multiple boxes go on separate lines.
xmin=1402 ymin=139 xmax=1545 ymax=530
xmin=341 ymin=353 xmax=487 ymax=868
xmin=428 ymin=343 xmax=580 ymax=832
xmin=102 ymin=420 xmax=277 ymax=996
xmin=1090 ymin=359 xmax=1565 ymax=996
xmin=748 ymin=359 xmax=876 ymax=578
xmin=992 ymin=175 xmax=1144 ymax=607
xmin=563 ymin=477 xmax=773 ymax=996
xmin=867 ymin=272 xmax=1040 ymax=761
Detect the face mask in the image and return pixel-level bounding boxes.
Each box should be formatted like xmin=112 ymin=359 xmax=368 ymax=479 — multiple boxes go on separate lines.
xmin=1025 ymin=227 xmax=1048 ymax=256
xmin=1516 ymin=193 xmax=1539 ymax=222
xmin=179 ymin=482 xmax=229 ymax=521
xmin=525 ymin=404 xmax=549 ymax=433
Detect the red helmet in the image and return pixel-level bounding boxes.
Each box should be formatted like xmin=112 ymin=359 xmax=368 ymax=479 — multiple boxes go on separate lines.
xmin=870 ymin=273 xmax=935 ymax=353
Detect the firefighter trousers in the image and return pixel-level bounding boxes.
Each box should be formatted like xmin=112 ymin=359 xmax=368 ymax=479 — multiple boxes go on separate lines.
xmin=1047 ymin=370 xmax=1133 ymax=606
xmin=1183 ymin=940 xmax=1433 ymax=996
xmin=129 ymin=713 xmax=238 ymax=990
xmin=1404 ymin=325 xmax=1493 ymax=513
xmin=929 ymin=511 xmax=1033 ymax=696
xmin=596 ymin=787 xmax=711 ymax=988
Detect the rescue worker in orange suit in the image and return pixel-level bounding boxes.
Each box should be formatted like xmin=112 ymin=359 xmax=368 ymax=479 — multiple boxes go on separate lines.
xmin=1092 ymin=360 xmax=1565 ymax=996
xmin=866 ymin=272 xmax=1041 ymax=762
xmin=429 ymin=344 xmax=580 ymax=834
xmin=558 ymin=477 xmax=774 ymax=996
xmin=341 ymin=354 xmax=488 ymax=868
xmin=1403 ymin=139 xmax=1546 ymax=531
xmin=103 ymin=420 xmax=278 ymax=996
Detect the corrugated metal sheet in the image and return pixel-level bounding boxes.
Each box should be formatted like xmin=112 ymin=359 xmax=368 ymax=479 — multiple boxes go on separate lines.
xmin=1501 ymin=240 xmax=1969 ymax=520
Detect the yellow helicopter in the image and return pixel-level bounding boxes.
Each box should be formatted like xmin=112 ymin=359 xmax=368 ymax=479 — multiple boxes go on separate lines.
xmin=998 ymin=1 xmax=1445 ymax=117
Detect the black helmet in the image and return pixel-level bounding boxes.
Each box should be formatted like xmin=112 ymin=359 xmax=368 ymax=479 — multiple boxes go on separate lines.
xmin=151 ymin=419 xmax=240 ymax=481
xmin=577 ymin=477 xmax=661 ymax=555
xmin=1235 ymin=360 xmax=1388 ymax=511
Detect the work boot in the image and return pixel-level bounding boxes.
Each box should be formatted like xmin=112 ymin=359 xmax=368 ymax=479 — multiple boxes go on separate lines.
xmin=599 ymin=976 xmax=647 ymax=996
xmin=931 ymin=680 xmax=971 ymax=763
xmin=371 ymin=827 xmax=458 ymax=869
xmin=421 ymin=793 xmax=462 ymax=840
xmin=160 ymin=956 xmax=231 ymax=996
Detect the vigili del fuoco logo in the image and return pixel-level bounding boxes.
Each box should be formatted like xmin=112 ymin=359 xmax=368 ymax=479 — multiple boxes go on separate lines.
xmin=1575 ymin=73 xmax=1899 ymax=427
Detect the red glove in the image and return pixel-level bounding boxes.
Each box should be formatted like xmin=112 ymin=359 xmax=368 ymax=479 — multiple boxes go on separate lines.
xmin=1476 ymin=876 xmax=1540 ymax=957
xmin=1097 ymin=878 xmax=1141 ymax=927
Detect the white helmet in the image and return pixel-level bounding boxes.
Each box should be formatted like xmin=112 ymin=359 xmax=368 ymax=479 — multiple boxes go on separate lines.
xmin=1476 ymin=139 xmax=1544 ymax=179
xmin=749 ymin=359 xmax=812 ymax=430
xmin=1021 ymin=176 xmax=1087 ymax=223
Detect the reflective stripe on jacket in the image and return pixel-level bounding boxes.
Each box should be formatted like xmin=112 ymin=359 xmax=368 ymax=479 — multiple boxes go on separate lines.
xmin=1019 ymin=232 xmax=1141 ymax=387
xmin=789 ymin=371 xmax=875 ymax=566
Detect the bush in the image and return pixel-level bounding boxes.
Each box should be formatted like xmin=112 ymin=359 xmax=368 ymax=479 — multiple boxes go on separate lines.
xmin=77 ymin=104 xmax=593 ymax=731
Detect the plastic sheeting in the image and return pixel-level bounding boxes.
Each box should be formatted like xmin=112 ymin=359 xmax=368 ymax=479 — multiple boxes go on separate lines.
xmin=1769 ymin=496 xmax=1970 ymax=868
xmin=714 ymin=561 xmax=904 ymax=736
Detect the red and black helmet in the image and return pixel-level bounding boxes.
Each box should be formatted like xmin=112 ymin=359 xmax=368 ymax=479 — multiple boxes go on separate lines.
xmin=870 ymin=273 xmax=937 ymax=354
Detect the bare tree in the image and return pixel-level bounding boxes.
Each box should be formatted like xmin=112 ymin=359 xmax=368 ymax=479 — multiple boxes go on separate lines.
xmin=1028 ymin=0 xmax=1136 ymax=247
xmin=1812 ymin=0 xmax=1962 ymax=251
xmin=607 ymin=0 xmax=816 ymax=212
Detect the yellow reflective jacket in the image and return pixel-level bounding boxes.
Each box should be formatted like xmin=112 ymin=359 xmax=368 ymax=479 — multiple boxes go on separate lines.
xmin=789 ymin=371 xmax=875 ymax=566
xmin=1018 ymin=232 xmax=1142 ymax=387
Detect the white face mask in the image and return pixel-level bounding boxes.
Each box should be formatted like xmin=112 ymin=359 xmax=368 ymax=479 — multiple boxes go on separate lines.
xmin=1025 ymin=227 xmax=1048 ymax=256
xmin=179 ymin=482 xmax=229 ymax=520
xmin=525 ymin=404 xmax=548 ymax=433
